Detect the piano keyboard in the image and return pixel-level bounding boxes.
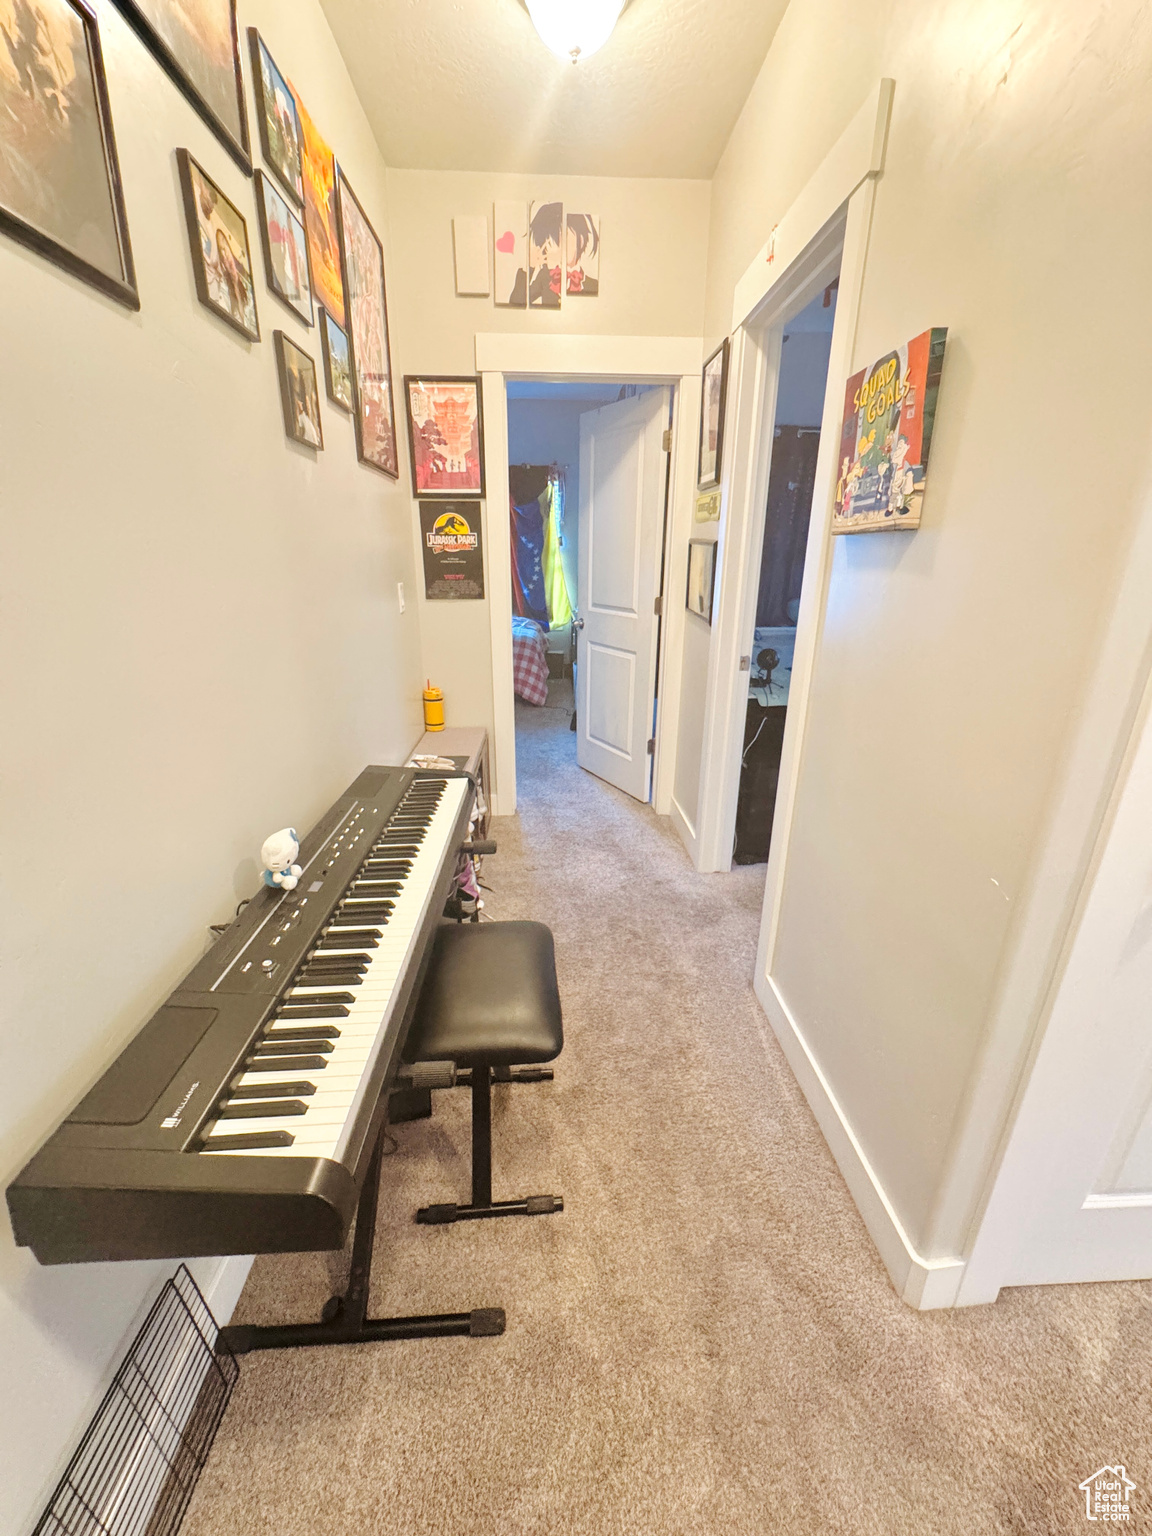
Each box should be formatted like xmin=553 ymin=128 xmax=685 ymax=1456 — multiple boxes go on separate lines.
xmin=201 ymin=775 xmax=469 ymax=1161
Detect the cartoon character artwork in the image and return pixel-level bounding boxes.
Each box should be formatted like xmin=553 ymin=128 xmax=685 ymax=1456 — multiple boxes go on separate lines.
xmin=831 ymin=328 xmax=947 ymax=534
xmin=261 ymin=827 xmax=302 ymax=890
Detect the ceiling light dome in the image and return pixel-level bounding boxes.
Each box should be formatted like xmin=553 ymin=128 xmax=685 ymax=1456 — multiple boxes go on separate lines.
xmin=526 ymin=0 xmax=626 ymax=63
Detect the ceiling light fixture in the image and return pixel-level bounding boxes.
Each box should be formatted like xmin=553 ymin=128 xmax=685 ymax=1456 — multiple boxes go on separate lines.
xmin=525 ymin=0 xmax=626 ymax=63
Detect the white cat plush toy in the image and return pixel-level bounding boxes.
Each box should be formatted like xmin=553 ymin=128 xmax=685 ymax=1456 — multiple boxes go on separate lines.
xmin=261 ymin=828 xmax=302 ymax=891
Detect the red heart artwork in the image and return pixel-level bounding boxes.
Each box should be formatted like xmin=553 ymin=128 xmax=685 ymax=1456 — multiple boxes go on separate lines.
xmin=496 ymin=230 xmax=515 ymax=253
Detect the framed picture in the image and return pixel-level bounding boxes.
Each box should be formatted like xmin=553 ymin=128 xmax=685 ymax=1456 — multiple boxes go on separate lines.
xmin=110 ymin=0 xmax=249 ymax=173
xmin=292 ymin=86 xmax=343 ymax=327
xmin=274 ymin=331 xmax=323 ymax=449
xmin=832 ymin=328 xmax=948 ymax=534
xmin=247 ymin=29 xmax=302 ymax=206
xmin=255 ymin=171 xmax=312 ymax=325
xmin=528 ymin=199 xmax=562 ymax=309
xmin=419 ymin=500 xmax=485 ymax=600
xmin=336 ymin=169 xmax=397 ymax=475
xmin=0 ymin=0 xmax=138 ymax=309
xmin=566 ymin=211 xmax=599 ymax=296
xmin=176 ymin=149 xmax=258 ymax=340
xmin=404 ymin=377 xmax=484 ymax=498
xmin=686 ymin=539 xmax=716 ymax=623
xmin=698 ymin=338 xmax=729 ymax=489
xmin=320 ymin=310 xmax=353 ymax=413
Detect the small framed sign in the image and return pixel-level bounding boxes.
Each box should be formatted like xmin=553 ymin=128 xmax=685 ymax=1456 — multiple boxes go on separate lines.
xmin=686 ymin=539 xmax=716 ymax=624
xmin=420 ymin=500 xmax=485 ymax=600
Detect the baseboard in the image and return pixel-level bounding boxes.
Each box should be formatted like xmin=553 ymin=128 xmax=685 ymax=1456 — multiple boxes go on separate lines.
xmin=670 ymin=794 xmax=698 ymax=865
xmin=755 ymin=971 xmax=967 ymax=1310
xmin=201 ymin=1254 xmax=253 ymax=1327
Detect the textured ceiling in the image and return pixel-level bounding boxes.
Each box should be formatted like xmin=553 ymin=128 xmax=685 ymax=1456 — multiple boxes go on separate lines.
xmin=318 ymin=0 xmax=790 ymax=177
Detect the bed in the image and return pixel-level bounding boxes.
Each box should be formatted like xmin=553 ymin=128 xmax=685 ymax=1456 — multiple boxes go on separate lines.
xmin=512 ymin=616 xmax=549 ymax=706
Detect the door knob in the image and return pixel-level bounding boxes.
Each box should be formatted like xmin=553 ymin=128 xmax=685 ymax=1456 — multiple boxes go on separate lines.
xmin=573 ymin=615 xmax=585 ymax=630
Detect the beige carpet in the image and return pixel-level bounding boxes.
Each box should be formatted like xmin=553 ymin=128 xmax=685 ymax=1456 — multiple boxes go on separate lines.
xmin=184 ymin=684 xmax=1152 ymax=1536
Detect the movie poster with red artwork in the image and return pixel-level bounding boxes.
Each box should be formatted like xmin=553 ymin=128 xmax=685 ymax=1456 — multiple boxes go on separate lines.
xmin=404 ymin=377 xmax=485 ymax=498
xmin=832 ymin=328 xmax=947 ymax=534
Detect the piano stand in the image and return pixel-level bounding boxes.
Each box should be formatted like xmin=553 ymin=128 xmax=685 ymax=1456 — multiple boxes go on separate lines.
xmin=218 ymin=1130 xmax=505 ymax=1355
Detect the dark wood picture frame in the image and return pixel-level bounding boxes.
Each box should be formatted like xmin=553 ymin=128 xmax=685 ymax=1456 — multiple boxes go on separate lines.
xmin=0 ymin=0 xmax=138 ymax=310
xmin=255 ymin=171 xmax=313 ymax=326
xmin=274 ymin=330 xmax=324 ymax=449
xmin=686 ymin=538 xmax=717 ymax=624
xmin=176 ymin=148 xmax=259 ymax=341
xmin=336 ymin=169 xmax=399 ymax=477
xmin=404 ymin=375 xmax=486 ymax=499
xmin=698 ymin=337 xmax=730 ymax=490
xmin=111 ymin=0 xmax=251 ymax=174
xmin=320 ymin=311 xmax=353 ymax=413
xmin=247 ymin=28 xmax=303 ymax=207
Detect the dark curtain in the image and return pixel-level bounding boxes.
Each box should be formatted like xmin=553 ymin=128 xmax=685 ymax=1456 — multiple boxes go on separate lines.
xmin=756 ymin=427 xmax=822 ymax=628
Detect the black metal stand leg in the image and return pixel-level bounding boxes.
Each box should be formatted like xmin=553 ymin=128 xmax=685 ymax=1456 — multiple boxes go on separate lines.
xmin=415 ymin=1062 xmax=563 ymax=1226
xmin=219 ymin=1130 xmax=505 ymax=1354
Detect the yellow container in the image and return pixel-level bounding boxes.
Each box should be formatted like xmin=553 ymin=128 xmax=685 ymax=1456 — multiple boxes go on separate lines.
xmin=422 ymin=681 xmax=445 ymax=732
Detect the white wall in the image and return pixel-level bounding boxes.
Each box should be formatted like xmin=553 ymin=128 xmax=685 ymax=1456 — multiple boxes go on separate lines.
xmin=385 ymin=169 xmax=710 ymax=754
xmin=0 ymin=2 xmax=422 ymax=1527
xmin=699 ymin=0 xmax=1152 ymax=1267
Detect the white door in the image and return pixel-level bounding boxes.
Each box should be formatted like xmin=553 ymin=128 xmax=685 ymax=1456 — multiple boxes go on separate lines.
xmin=576 ymin=389 xmax=669 ymax=801
xmin=959 ymin=684 xmax=1152 ymax=1303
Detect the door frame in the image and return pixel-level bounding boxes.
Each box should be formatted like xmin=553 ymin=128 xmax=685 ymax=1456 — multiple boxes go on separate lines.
xmin=475 ymin=334 xmax=702 ymax=815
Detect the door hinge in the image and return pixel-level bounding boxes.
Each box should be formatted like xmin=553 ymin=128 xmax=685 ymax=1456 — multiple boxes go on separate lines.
xmin=662 ymin=429 xmax=673 ymax=452
xmin=654 ymin=595 xmax=663 ymax=616
xmin=647 ymin=737 xmax=656 ymax=755
xmin=739 ymin=655 xmax=751 ymax=671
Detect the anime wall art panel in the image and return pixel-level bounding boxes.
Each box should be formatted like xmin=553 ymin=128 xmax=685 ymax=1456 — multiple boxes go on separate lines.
xmin=566 ymin=211 xmax=599 ymax=295
xmin=493 ymin=200 xmax=527 ymax=307
xmin=832 ymin=328 xmax=948 ymax=534
xmin=112 ymin=0 xmax=249 ymax=170
xmin=404 ymin=376 xmax=484 ymax=498
xmin=0 ymin=0 xmax=137 ymax=307
xmin=528 ymin=199 xmax=562 ymax=308
xmin=292 ymin=85 xmax=344 ymax=326
xmin=337 ymin=170 xmax=397 ymax=476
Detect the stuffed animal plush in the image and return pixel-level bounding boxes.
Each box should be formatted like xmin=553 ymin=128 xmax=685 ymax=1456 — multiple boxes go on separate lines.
xmin=261 ymin=828 xmax=302 ymax=890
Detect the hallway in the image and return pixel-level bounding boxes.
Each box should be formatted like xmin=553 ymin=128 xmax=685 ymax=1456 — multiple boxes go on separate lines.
xmin=183 ymin=714 xmax=1152 ymax=1536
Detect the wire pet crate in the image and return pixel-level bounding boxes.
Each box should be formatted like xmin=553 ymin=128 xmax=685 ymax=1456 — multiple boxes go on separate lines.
xmin=36 ymin=1265 xmax=239 ymax=1536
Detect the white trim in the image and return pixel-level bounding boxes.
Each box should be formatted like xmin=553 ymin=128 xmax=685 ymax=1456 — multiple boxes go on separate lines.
xmin=201 ymin=1254 xmax=253 ymax=1325
xmin=755 ymin=969 xmax=966 ymax=1310
xmin=478 ymin=338 xmax=703 ymax=816
xmin=481 ymin=370 xmax=516 ymax=816
xmin=476 ymin=333 xmax=702 ymax=378
xmin=670 ymin=793 xmax=698 ymax=862
xmin=732 ymin=78 xmax=893 ymax=332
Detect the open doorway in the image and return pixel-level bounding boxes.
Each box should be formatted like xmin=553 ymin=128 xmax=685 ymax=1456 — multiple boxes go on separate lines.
xmin=507 ymin=379 xmax=670 ymax=803
xmin=734 ymin=280 xmax=839 ymax=864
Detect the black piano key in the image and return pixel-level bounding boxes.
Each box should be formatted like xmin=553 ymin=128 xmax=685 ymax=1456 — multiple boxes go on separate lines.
xmin=244 ymin=1054 xmax=328 ymax=1072
xmin=276 ymin=1004 xmax=350 ymax=1020
xmin=202 ymin=1130 xmax=295 ymax=1151
xmin=280 ymin=992 xmax=354 ymax=1006
xmin=301 ymin=958 xmax=368 ymax=974
xmin=337 ymin=906 xmax=393 ymax=922
xmin=298 ymin=970 xmax=363 ymax=989
xmin=360 ymin=860 xmax=411 ymax=872
xmin=350 ymin=883 xmax=402 ymax=896
xmin=315 ymin=935 xmax=378 ymax=951
xmin=256 ymin=1038 xmax=335 ymax=1056
xmin=372 ymin=844 xmax=420 ymax=856
xmin=324 ymin=922 xmax=384 ymax=936
xmin=228 ymin=1080 xmax=316 ymax=1098
xmin=217 ymin=1100 xmax=309 ymax=1119
xmin=269 ymin=1024 xmax=342 ymax=1040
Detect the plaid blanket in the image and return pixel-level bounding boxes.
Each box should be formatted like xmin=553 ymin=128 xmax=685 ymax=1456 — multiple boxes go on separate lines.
xmin=512 ymin=617 xmax=549 ymax=706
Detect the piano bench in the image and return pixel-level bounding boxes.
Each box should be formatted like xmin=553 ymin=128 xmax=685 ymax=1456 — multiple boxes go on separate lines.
xmin=403 ymin=921 xmax=563 ymax=1225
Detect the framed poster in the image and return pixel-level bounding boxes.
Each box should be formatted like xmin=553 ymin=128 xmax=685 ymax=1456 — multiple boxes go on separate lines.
xmin=110 ymin=0 xmax=249 ymax=173
xmin=404 ymin=376 xmax=484 ymax=498
xmin=0 ymin=0 xmax=138 ymax=309
xmin=832 ymin=327 xmax=948 ymax=534
xmin=176 ymin=148 xmax=258 ymax=340
xmin=248 ymin=29 xmax=302 ymax=206
xmin=292 ymin=85 xmax=343 ymax=326
xmin=698 ymin=338 xmax=729 ymax=489
xmin=420 ymin=500 xmax=485 ymax=600
xmin=274 ymin=330 xmax=322 ymax=448
xmin=255 ymin=170 xmax=312 ymax=325
xmin=336 ymin=169 xmax=398 ymax=475
xmin=686 ymin=539 xmax=716 ymax=623
xmin=320 ymin=310 xmax=353 ymax=412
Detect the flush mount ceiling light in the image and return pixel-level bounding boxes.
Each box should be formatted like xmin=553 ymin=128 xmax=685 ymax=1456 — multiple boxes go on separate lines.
xmin=525 ymin=0 xmax=627 ymax=63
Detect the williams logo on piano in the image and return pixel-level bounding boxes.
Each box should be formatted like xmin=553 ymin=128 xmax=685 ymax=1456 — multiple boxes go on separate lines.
xmin=420 ymin=500 xmax=484 ymax=602
xmin=161 ymin=1081 xmax=201 ymax=1129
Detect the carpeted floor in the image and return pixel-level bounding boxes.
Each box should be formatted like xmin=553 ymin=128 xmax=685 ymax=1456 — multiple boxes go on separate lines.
xmin=184 ymin=684 xmax=1152 ymax=1536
